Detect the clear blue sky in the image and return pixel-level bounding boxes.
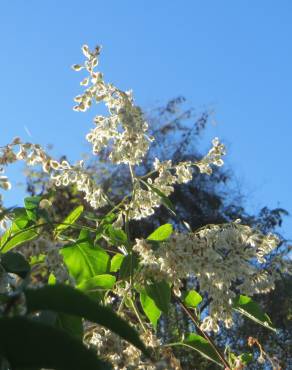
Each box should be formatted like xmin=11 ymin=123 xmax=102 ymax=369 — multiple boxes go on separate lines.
xmin=1 ymin=1 xmax=291 ymax=238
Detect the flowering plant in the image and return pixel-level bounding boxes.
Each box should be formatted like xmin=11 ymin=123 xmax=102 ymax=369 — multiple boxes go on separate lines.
xmin=0 ymin=44 xmax=290 ymax=370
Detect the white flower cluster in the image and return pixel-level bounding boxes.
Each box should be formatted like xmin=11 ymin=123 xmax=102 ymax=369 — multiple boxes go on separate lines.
xmin=73 ymin=45 xmax=151 ymax=165
xmin=50 ymin=159 xmax=107 ymax=209
xmin=21 ymin=237 xmax=70 ymax=283
xmin=0 ymin=138 xmax=50 ymax=193
xmin=89 ymin=326 xmax=180 ymax=370
xmin=0 ymin=140 xmax=107 ymax=210
xmin=128 ymin=138 xmax=225 ymax=220
xmin=194 ymin=137 xmax=225 ymax=175
xmin=0 ymin=48 xmax=226 ymax=221
xmin=133 ymin=222 xmax=284 ymax=332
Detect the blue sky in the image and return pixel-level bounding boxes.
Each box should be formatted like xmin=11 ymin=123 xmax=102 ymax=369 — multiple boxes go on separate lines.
xmin=1 ymin=1 xmax=291 ymax=238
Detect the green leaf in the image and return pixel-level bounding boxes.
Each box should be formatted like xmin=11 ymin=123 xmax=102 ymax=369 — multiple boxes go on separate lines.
xmin=0 ymin=228 xmax=38 ymax=253
xmin=61 ymin=239 xmax=110 ymax=284
xmin=110 ymin=253 xmax=125 ymax=272
xmin=140 ymin=290 xmax=161 ymax=329
xmin=24 ymin=196 xmax=42 ymax=221
xmin=13 ymin=212 xmax=30 ymax=230
xmin=25 ymin=284 xmax=149 ymax=357
xmin=48 ymin=273 xmax=57 ymax=285
xmin=147 ymin=224 xmax=173 ymax=242
xmin=119 ymin=253 xmax=139 ymax=280
xmin=24 ymin=196 xmax=42 ymax=210
xmin=77 ymin=274 xmax=116 ymax=291
xmin=179 ymin=334 xmax=223 ymax=367
xmin=0 ymin=317 xmax=109 ymax=370
xmin=145 ymin=281 xmax=171 ymax=314
xmin=55 ymin=205 xmax=84 ymax=235
xmin=1 ymin=251 xmax=30 ymax=278
xmin=233 ymin=295 xmax=276 ymax=331
xmin=183 ymin=290 xmax=202 ymax=309
xmin=105 ymin=225 xmax=127 ymax=246
xmin=56 ymin=313 xmax=83 ymax=340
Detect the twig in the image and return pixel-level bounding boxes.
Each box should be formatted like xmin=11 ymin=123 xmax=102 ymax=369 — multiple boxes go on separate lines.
xmin=174 ymin=295 xmax=230 ymax=369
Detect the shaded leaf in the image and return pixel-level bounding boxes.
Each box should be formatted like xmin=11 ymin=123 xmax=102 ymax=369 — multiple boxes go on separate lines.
xmin=177 ymin=333 xmax=223 ymax=367
xmin=25 ymin=284 xmax=149 ymax=356
xmin=0 ymin=316 xmax=109 ymax=370
xmin=105 ymin=225 xmax=127 ymax=246
xmin=1 ymin=251 xmax=30 ymax=278
xmin=56 ymin=313 xmax=83 ymax=340
xmin=120 ymin=253 xmax=139 ymax=280
xmin=233 ymin=295 xmax=276 ymax=332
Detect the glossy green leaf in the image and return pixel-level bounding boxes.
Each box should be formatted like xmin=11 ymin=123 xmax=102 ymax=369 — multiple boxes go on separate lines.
xmin=179 ymin=334 xmax=223 ymax=367
xmin=233 ymin=295 xmax=276 ymax=331
xmin=140 ymin=290 xmax=161 ymax=329
xmin=145 ymin=281 xmax=171 ymax=313
xmin=1 ymin=251 xmax=30 ymax=278
xmin=25 ymin=284 xmax=149 ymax=356
xmin=61 ymin=239 xmax=110 ymax=284
xmin=110 ymin=253 xmax=125 ymax=272
xmin=55 ymin=205 xmax=84 ymax=235
xmin=77 ymin=274 xmax=116 ymax=291
xmin=147 ymin=224 xmax=173 ymax=242
xmin=0 ymin=228 xmax=38 ymax=253
xmin=183 ymin=290 xmax=202 ymax=308
xmin=0 ymin=317 xmax=109 ymax=370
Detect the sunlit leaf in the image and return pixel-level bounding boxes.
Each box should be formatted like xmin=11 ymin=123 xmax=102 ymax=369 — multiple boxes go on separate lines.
xmin=145 ymin=281 xmax=171 ymax=314
xmin=183 ymin=290 xmax=202 ymax=309
xmin=147 ymin=224 xmax=173 ymax=242
xmin=140 ymin=290 xmax=161 ymax=329
xmin=61 ymin=239 xmax=110 ymax=284
xmin=55 ymin=205 xmax=84 ymax=235
xmin=110 ymin=253 xmax=125 ymax=272
xmin=0 ymin=228 xmax=38 ymax=253
xmin=77 ymin=274 xmax=116 ymax=291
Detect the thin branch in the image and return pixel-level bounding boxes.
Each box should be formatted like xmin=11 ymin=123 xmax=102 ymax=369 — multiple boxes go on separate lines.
xmin=174 ymin=294 xmax=230 ymax=369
